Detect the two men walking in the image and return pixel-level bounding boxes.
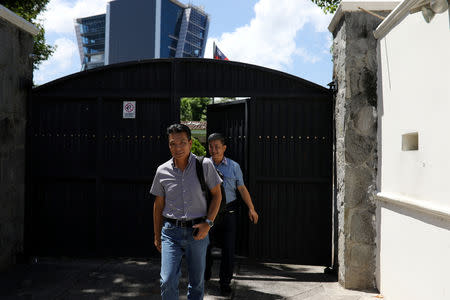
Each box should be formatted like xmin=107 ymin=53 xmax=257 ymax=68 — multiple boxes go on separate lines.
xmin=151 ymin=124 xmax=258 ymax=299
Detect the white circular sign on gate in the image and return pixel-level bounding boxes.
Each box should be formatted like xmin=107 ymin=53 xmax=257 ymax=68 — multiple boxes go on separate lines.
xmin=123 ymin=101 xmax=136 ymax=119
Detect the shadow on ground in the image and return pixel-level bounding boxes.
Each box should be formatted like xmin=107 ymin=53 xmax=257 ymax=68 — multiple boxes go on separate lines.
xmin=0 ymin=257 xmax=372 ymax=300
xmin=0 ymin=258 xmax=161 ymax=300
xmin=234 ymin=261 xmax=337 ymax=283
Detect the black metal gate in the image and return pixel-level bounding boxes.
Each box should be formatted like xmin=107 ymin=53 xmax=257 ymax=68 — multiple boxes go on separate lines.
xmin=207 ymin=96 xmax=332 ymax=265
xmin=28 ymin=97 xmax=173 ymax=257
xmin=207 ymin=100 xmax=248 ymax=176
xmin=28 ymin=58 xmax=332 ymax=265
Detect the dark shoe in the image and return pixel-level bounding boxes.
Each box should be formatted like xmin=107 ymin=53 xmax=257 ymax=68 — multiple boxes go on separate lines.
xmin=220 ymin=284 xmax=232 ymax=295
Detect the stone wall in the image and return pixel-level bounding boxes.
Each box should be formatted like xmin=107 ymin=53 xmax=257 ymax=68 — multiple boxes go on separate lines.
xmin=330 ymin=11 xmax=386 ymax=290
xmin=0 ymin=14 xmax=34 ymax=271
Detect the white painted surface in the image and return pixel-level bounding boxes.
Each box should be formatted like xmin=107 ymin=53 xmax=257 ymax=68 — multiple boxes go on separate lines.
xmin=378 ymin=202 xmax=450 ymax=300
xmin=377 ymin=10 xmax=450 ymax=300
xmin=378 ymin=192 xmax=450 ymax=220
xmin=374 ymin=0 xmax=421 ymax=39
xmin=378 ymin=12 xmax=450 ymax=206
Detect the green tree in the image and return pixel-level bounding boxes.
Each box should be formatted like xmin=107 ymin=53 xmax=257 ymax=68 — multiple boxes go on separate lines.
xmin=1 ymin=0 xmax=56 ymax=70
xmin=180 ymin=97 xmax=193 ymax=121
xmin=311 ymin=0 xmax=340 ymax=14
xmin=180 ymin=97 xmax=211 ymax=121
xmin=191 ymin=137 xmax=206 ymax=156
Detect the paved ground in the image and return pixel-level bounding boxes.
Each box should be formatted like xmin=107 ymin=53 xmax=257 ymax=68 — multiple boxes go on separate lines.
xmin=0 ymin=257 xmax=381 ymax=299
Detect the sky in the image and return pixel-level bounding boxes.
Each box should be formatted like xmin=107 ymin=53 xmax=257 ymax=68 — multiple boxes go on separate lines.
xmin=34 ymin=0 xmax=334 ymax=88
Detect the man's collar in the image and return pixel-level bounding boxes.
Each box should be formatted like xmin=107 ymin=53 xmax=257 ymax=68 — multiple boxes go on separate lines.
xmin=171 ymin=152 xmax=195 ymax=169
xmin=214 ymin=156 xmax=227 ymax=166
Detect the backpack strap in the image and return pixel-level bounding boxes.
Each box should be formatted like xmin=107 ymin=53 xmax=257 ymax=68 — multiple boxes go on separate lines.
xmin=196 ymin=156 xmax=211 ymax=210
xmin=195 ymin=156 xmax=208 ymax=194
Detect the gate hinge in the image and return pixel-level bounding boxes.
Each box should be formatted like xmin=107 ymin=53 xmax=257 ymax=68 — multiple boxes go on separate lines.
xmin=327 ymin=81 xmax=337 ymax=94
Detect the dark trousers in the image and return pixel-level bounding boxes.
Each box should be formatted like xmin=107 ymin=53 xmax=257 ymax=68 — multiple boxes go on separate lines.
xmin=205 ymin=209 xmax=237 ymax=286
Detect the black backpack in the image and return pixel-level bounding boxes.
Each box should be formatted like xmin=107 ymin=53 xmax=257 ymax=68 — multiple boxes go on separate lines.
xmin=195 ymin=156 xmax=227 ymax=224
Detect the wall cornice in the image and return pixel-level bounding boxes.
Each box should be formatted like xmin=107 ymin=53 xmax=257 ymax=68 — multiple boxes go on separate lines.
xmin=374 ymin=0 xmax=425 ymax=38
xmin=0 ymin=4 xmax=39 ymax=36
xmin=328 ymin=0 xmax=400 ymax=33
xmin=377 ymin=192 xmax=450 ymax=220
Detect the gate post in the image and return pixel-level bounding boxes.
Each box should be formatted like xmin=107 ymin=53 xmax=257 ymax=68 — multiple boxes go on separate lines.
xmin=0 ymin=5 xmax=37 ymax=270
xmin=328 ymin=1 xmax=398 ymax=290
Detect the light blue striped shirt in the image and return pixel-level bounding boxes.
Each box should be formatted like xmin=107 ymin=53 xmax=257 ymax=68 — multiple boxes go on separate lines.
xmin=150 ymin=153 xmax=222 ymax=220
xmin=208 ymin=157 xmax=244 ymax=204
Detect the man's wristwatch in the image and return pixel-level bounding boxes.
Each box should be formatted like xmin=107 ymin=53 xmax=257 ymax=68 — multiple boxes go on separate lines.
xmin=205 ymin=218 xmax=214 ymax=228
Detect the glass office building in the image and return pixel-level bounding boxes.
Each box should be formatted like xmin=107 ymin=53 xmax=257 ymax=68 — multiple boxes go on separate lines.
xmin=75 ymin=0 xmax=209 ymax=70
xmin=74 ymin=14 xmax=106 ymax=70
xmin=174 ymin=5 xmax=209 ymax=58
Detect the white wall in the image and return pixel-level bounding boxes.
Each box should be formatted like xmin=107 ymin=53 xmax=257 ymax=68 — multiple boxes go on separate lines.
xmin=377 ymin=10 xmax=450 ymax=300
xmin=378 ymin=203 xmax=450 ymax=299
xmin=379 ymin=12 xmax=450 ymax=204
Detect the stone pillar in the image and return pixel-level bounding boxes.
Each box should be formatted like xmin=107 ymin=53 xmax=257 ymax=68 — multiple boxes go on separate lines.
xmin=0 ymin=5 xmax=37 ymax=271
xmin=328 ymin=1 xmax=398 ymax=290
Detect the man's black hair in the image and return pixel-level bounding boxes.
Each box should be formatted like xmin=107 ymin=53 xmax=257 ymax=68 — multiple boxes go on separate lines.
xmin=208 ymin=132 xmax=226 ymax=145
xmin=167 ymin=124 xmax=191 ymax=140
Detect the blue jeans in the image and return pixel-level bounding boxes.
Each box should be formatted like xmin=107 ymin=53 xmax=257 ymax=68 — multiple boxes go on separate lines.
xmin=160 ymin=221 xmax=209 ymax=300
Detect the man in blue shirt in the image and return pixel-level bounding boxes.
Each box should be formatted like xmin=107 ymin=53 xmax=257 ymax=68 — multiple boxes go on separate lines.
xmin=205 ymin=133 xmax=259 ymax=295
xmin=151 ymin=124 xmax=222 ymax=300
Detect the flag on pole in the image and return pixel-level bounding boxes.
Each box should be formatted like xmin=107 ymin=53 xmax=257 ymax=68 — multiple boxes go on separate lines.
xmin=213 ymin=42 xmax=229 ymax=60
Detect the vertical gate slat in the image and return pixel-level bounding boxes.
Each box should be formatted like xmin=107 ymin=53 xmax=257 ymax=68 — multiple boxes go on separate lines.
xmin=96 ymin=97 xmax=103 ymax=254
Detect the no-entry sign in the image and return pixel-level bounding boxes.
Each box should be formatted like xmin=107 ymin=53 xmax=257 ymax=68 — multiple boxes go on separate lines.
xmin=123 ymin=101 xmax=136 ymax=119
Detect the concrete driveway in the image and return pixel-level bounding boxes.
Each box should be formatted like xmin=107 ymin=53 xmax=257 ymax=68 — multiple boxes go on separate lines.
xmin=0 ymin=257 xmax=380 ymax=299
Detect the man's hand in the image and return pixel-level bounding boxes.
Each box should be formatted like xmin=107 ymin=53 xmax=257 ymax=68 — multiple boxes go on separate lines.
xmin=237 ymin=185 xmax=259 ymax=224
xmin=153 ymin=196 xmax=165 ymax=253
xmin=192 ymin=222 xmax=210 ymax=240
xmin=249 ymin=208 xmax=259 ymax=224
xmin=154 ymin=236 xmax=162 ymax=252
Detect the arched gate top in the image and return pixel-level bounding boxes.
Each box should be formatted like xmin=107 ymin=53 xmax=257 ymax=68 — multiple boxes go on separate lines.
xmin=33 ymin=58 xmax=330 ymax=99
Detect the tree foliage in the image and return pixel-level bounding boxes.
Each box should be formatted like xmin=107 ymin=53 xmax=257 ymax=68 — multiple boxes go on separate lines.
xmin=311 ymin=0 xmax=340 ymax=14
xmin=1 ymin=0 xmax=55 ymax=70
xmin=180 ymin=97 xmax=211 ymax=121
xmin=180 ymin=98 xmax=193 ymax=121
xmin=191 ymin=137 xmax=206 ymax=156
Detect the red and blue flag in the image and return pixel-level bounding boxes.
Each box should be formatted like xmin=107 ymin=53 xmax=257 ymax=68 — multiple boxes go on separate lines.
xmin=213 ymin=42 xmax=229 ymax=60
